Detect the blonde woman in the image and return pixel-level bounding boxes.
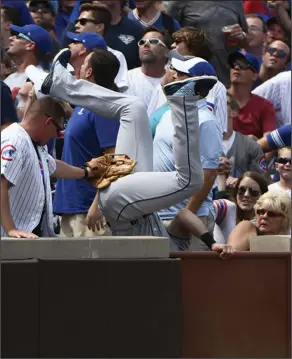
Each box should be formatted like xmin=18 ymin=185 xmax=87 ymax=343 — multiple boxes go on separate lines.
xmin=227 ymin=191 xmax=291 ymax=251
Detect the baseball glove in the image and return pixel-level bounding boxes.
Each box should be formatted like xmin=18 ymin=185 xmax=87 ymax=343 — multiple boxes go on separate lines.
xmin=85 ymin=154 xmax=137 ymax=189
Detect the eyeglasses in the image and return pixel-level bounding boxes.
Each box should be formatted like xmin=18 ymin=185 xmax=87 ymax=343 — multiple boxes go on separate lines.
xmin=231 ymin=61 xmax=256 ymax=72
xmin=265 ymin=46 xmax=288 ymax=58
xmin=276 ymin=157 xmax=292 ymax=165
xmin=45 ymin=113 xmax=64 ymax=132
xmin=29 ymin=5 xmax=52 ymax=14
xmin=237 ymin=186 xmax=260 ymax=198
xmin=248 ymin=25 xmax=264 ymax=32
xmin=75 ymin=18 xmax=97 ymax=26
xmin=138 ymin=38 xmax=167 ymax=48
xmin=256 ymin=209 xmax=282 ymax=217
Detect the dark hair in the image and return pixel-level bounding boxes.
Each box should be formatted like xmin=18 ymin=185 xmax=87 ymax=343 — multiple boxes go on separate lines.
xmin=246 ymin=14 xmax=267 ymax=33
xmin=1 ymin=5 xmax=21 ymax=26
xmin=88 ymin=49 xmax=120 ymax=89
xmin=233 ymin=171 xmax=269 ymax=222
xmin=29 ymin=0 xmax=56 ymax=16
xmin=79 ymin=3 xmax=112 ymax=31
xmin=142 ymin=26 xmax=172 ymax=49
xmin=172 ymin=26 xmax=213 ymax=61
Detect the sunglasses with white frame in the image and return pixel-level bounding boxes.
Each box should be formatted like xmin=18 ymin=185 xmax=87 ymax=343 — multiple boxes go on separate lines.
xmin=138 ymin=37 xmax=167 ymax=48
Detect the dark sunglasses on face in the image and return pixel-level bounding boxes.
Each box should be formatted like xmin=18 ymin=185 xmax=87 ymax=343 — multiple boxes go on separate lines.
xmin=45 ymin=113 xmax=64 ymax=132
xmin=29 ymin=5 xmax=52 ymax=14
xmin=256 ymin=209 xmax=282 ymax=217
xmin=75 ymin=18 xmax=97 ymax=26
xmin=237 ymin=186 xmax=260 ymax=198
xmin=265 ymin=45 xmax=288 ymax=58
xmin=276 ymin=157 xmax=292 ymax=165
xmin=231 ymin=61 xmax=256 ymax=72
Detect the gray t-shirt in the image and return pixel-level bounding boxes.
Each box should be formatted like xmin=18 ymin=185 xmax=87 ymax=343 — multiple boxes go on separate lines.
xmin=167 ymin=1 xmax=248 ymax=87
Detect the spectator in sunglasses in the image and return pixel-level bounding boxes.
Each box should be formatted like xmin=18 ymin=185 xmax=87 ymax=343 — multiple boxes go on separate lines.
xmin=227 ymin=190 xmax=291 ymax=251
xmin=126 ymin=27 xmax=170 ymax=108
xmin=228 ymin=51 xmax=276 ymax=140
xmin=29 ymin=0 xmax=56 ymax=35
xmin=253 ymin=40 xmax=290 ymax=89
xmin=268 ymin=147 xmax=291 ymax=196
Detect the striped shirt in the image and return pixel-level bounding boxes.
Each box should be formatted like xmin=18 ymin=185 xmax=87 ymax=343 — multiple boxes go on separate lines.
xmin=1 ymin=123 xmax=56 ymax=237
xmin=147 ymin=81 xmax=228 ymax=140
xmin=252 ymin=71 xmax=291 ymax=127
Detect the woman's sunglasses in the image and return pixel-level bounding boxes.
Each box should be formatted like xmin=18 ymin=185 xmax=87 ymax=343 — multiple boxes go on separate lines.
xmin=237 ymin=186 xmax=260 ymax=198
xmin=29 ymin=5 xmax=52 ymax=14
xmin=256 ymin=209 xmax=282 ymax=217
xmin=265 ymin=46 xmax=288 ymax=58
xmin=74 ymin=18 xmax=97 ymax=26
xmin=276 ymin=157 xmax=291 ymax=165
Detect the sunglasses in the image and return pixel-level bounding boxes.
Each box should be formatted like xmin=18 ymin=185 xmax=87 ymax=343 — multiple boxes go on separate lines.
xmin=45 ymin=113 xmax=64 ymax=132
xmin=237 ymin=186 xmax=260 ymax=198
xmin=29 ymin=5 xmax=52 ymax=14
xmin=75 ymin=18 xmax=97 ymax=26
xmin=12 ymin=32 xmax=33 ymax=43
xmin=265 ymin=46 xmax=288 ymax=58
xmin=256 ymin=209 xmax=282 ymax=217
xmin=138 ymin=38 xmax=167 ymax=48
xmin=231 ymin=61 xmax=256 ymax=72
xmin=276 ymin=157 xmax=292 ymax=165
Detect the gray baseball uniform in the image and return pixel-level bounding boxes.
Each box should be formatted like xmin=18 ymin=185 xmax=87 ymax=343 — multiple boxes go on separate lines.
xmin=45 ymin=64 xmax=204 ymax=236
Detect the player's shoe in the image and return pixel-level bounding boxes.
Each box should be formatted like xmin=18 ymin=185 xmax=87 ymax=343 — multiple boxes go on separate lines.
xmin=163 ymin=76 xmax=217 ymax=97
xmin=41 ymin=48 xmax=71 ymax=95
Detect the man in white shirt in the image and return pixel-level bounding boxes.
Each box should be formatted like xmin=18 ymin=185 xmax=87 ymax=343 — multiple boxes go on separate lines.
xmin=75 ymin=2 xmax=128 ymax=91
xmin=1 ymin=96 xmax=96 ymax=238
xmin=252 ymin=70 xmax=291 ymax=127
xmin=126 ymin=27 xmax=170 ymax=107
xmin=4 ymin=24 xmax=52 ymax=93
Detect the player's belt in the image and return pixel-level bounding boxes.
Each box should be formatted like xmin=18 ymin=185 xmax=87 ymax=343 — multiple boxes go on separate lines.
xmin=107 ymin=214 xmax=151 ymax=230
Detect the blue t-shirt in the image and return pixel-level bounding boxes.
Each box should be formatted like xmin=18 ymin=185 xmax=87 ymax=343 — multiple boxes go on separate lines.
xmin=53 ymin=107 xmax=119 ymax=214
xmin=128 ymin=10 xmax=180 ymax=32
xmin=104 ymin=15 xmax=143 ymax=70
xmin=153 ymin=100 xmax=222 ymax=220
xmin=1 ymin=81 xmax=19 ymax=126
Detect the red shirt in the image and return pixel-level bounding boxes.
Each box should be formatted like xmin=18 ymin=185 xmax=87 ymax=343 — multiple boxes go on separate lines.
xmin=233 ymin=94 xmax=276 ymax=138
xmin=244 ymin=0 xmax=275 ymax=17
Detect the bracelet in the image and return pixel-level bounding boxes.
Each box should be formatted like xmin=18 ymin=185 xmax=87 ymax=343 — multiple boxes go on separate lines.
xmin=81 ymin=166 xmax=89 ymax=178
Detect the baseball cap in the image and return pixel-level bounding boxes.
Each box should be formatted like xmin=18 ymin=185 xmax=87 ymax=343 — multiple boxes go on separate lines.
xmin=67 ymin=32 xmax=107 ymax=51
xmin=29 ymin=0 xmax=56 ymax=15
xmin=169 ymin=50 xmax=217 ymax=77
xmin=228 ymin=51 xmax=261 ymax=73
xmin=10 ymin=24 xmax=52 ymax=55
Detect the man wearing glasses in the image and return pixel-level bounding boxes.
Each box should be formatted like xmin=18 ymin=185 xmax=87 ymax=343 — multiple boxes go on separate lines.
xmin=253 ymin=39 xmax=290 ymax=89
xmin=1 ymin=97 xmax=96 ymax=239
xmin=126 ymin=27 xmax=170 ymax=109
xmin=4 ymin=24 xmax=52 ymax=93
xmin=227 ymin=51 xmax=276 ymax=140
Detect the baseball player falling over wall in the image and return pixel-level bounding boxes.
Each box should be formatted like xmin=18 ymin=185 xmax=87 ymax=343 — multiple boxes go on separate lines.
xmin=27 ymin=48 xmax=233 ymax=256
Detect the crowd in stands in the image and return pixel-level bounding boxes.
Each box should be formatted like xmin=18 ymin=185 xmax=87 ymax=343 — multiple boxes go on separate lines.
xmin=1 ymin=0 xmax=291 ymax=254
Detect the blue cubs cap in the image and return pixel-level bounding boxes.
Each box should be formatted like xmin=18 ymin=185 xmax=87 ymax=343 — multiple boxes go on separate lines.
xmin=170 ymin=50 xmax=217 ymax=77
xmin=10 ymin=24 xmax=52 ymax=55
xmin=228 ymin=51 xmax=261 ymax=73
xmin=67 ymin=32 xmax=107 ymax=51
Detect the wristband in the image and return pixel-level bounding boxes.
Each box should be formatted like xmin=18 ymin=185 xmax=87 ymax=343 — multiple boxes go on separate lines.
xmin=81 ymin=166 xmax=89 ymax=178
xmin=200 ymin=232 xmax=216 ymax=249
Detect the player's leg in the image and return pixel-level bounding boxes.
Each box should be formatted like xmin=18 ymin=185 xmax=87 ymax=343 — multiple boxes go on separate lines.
xmin=99 ymin=94 xmax=204 ymax=230
xmin=26 ymin=58 xmax=153 ymax=172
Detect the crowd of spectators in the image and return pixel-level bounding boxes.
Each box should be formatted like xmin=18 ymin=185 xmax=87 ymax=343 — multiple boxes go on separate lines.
xmin=1 ymin=0 xmax=291 ymax=254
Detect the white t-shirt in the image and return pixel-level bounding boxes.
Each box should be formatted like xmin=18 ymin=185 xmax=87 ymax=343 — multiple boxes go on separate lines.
xmin=252 ymin=71 xmax=291 ymax=127
xmin=108 ymin=46 xmax=129 ymax=92
xmin=1 ymin=123 xmax=56 ymax=237
xmin=126 ymin=67 xmax=164 ymax=107
xmin=222 ymin=131 xmax=236 ymax=155
xmin=268 ymin=182 xmax=291 ymax=198
xmin=148 ymin=80 xmax=228 ymax=139
xmin=4 ymin=65 xmax=43 ymax=92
